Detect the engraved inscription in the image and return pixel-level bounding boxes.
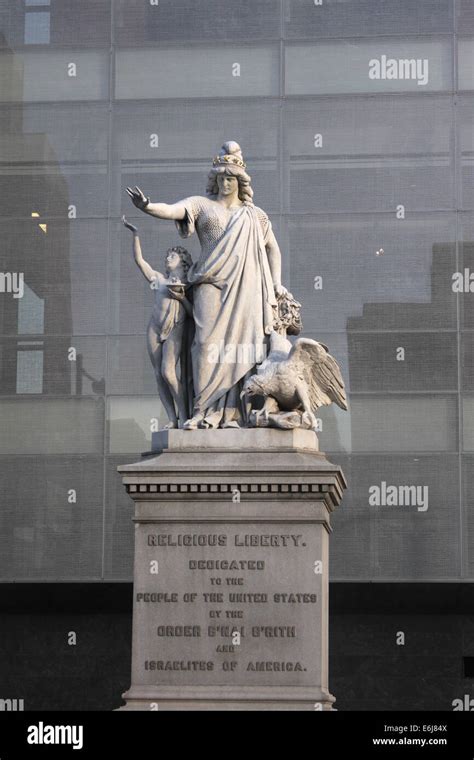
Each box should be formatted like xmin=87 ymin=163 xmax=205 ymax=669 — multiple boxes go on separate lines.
xmin=134 ymin=525 xmax=322 ymax=686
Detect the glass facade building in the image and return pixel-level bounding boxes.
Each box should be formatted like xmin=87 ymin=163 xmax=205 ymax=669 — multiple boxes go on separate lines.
xmin=1 ymin=0 xmax=473 ymax=584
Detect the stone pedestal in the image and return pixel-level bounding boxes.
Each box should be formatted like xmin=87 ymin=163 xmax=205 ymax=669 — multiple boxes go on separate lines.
xmin=117 ymin=429 xmax=346 ymax=711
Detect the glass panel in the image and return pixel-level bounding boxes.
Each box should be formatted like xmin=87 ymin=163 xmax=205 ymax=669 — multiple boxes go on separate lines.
xmin=1 ymin=1 xmax=110 ymax=48
xmin=0 ymin=45 xmax=25 ymax=100
xmin=348 ymin=395 xmax=457 ymax=453
xmin=457 ymin=1 xmax=474 ymax=33
xmin=107 ymin=336 xmax=158 ymax=396
xmin=325 ymin=454 xmax=373 ymax=578
xmin=114 ymin=100 xmax=279 ymax=162
xmin=304 ymin=395 xmax=457 ymax=454
xmin=285 ymin=0 xmax=453 ymax=38
xmin=115 ymin=45 xmax=280 ymax=99
xmin=285 ymin=38 xmax=452 ymax=95
xmin=0 ymin=398 xmax=104 ymax=454
xmin=458 ymin=39 xmax=474 ymax=91
xmin=0 ymin=456 xmax=103 ymax=580
xmin=0 ymin=169 xmax=108 ymax=221
xmin=0 ymin=103 xmax=109 ymax=222
xmin=288 ymin=213 xmax=457 ymax=332
xmin=330 ymin=454 xmax=460 ymax=579
xmin=107 ymin=396 xmax=166 ymax=454
xmin=1 ymin=3 xmax=35 ymax=48
xmin=459 ymin=97 xmax=474 ymax=209
xmin=48 ymin=0 xmax=110 ymax=47
xmin=347 ymin=332 xmax=458 ymax=392
xmin=18 ymin=283 xmax=44 ymax=334
xmin=284 ymin=96 xmax=454 ymax=212
xmin=0 ymin=102 xmax=108 ymax=165
xmin=0 ymin=336 xmax=106 ymax=396
xmin=462 ymin=396 xmax=474 ymax=451
xmin=115 ymin=0 xmax=280 ymax=43
xmin=463 ymin=455 xmax=474 ymax=577
xmin=0 ymin=50 xmax=109 ymax=102
xmin=0 ymin=220 xmax=108 ymax=336
xmin=459 ymin=214 xmax=474 ymax=329
xmin=303 ymin=333 xmax=458 ymax=454
xmin=462 ymin=333 xmax=474 ymax=391
xmin=24 ymin=12 xmax=50 ymax=45
xmin=29 ymin=101 xmax=107 ymax=157
xmin=104 ymin=455 xmax=135 ymax=580
xmin=112 ymin=100 xmax=280 ymax=226
xmin=16 ymin=348 xmax=43 ymax=393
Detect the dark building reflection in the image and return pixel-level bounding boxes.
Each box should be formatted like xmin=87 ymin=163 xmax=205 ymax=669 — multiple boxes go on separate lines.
xmin=347 ymin=243 xmax=457 ymax=392
xmin=337 ymin=240 xmax=461 ymax=580
xmin=0 ymin=32 xmax=72 ymax=395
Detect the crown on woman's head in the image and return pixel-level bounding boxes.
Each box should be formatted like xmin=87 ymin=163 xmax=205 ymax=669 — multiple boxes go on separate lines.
xmin=212 ymin=140 xmax=246 ymax=170
xmin=212 ymin=153 xmax=246 ymax=169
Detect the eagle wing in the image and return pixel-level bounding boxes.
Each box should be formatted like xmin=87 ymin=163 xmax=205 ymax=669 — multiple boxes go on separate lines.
xmin=287 ymin=338 xmax=348 ymax=411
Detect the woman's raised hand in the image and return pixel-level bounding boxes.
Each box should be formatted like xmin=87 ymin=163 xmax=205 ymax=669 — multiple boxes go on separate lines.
xmin=126 ymin=185 xmax=150 ymax=210
xmin=122 ymin=215 xmax=138 ymax=233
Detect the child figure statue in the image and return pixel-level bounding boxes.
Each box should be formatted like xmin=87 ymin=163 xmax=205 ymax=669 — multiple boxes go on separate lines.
xmin=123 ymin=216 xmax=193 ymax=429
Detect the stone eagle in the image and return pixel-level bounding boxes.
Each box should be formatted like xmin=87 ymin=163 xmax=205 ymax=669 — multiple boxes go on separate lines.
xmin=241 ymin=332 xmax=348 ymax=431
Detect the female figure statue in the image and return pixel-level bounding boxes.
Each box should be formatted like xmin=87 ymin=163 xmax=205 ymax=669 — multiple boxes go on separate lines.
xmin=127 ymin=140 xmax=286 ymax=429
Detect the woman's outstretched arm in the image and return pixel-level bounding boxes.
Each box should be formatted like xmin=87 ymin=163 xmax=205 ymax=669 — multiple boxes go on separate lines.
xmin=126 ymin=186 xmax=187 ymax=221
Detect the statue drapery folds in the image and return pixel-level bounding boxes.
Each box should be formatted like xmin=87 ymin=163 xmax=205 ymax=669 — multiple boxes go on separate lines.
xmin=125 ymin=140 xmax=347 ymax=431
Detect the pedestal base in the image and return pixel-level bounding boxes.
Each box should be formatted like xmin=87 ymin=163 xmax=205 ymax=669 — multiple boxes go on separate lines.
xmin=117 ymin=429 xmax=346 ymax=711
xmin=118 ymin=686 xmax=335 ymax=711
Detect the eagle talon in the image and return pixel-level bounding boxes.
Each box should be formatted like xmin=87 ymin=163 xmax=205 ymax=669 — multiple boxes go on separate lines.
xmin=302 ymin=411 xmax=318 ymax=430
xmin=252 ymin=408 xmax=268 ymax=426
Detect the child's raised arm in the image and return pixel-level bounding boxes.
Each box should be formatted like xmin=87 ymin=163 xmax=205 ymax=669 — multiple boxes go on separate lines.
xmin=122 ymin=216 xmax=161 ymax=283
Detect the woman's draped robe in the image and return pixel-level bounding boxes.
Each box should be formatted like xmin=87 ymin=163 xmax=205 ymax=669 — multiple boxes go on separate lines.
xmin=175 ymin=196 xmax=277 ymax=428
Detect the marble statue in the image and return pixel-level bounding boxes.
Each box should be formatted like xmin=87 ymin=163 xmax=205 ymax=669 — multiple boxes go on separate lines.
xmin=125 ymin=140 xmax=347 ymax=431
xmin=123 ymin=216 xmax=193 ymax=428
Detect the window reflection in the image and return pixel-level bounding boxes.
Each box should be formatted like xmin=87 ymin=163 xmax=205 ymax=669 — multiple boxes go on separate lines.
xmin=18 ymin=282 xmax=44 ymax=334
xmin=16 ymin=345 xmax=43 ymax=393
xmin=24 ymin=11 xmax=50 ymax=45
